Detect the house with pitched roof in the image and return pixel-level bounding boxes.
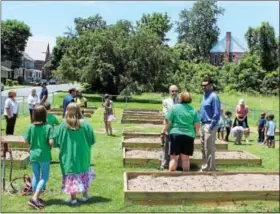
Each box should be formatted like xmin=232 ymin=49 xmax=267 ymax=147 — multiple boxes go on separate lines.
xmin=24 ymin=39 xmax=51 ymax=79
xmin=210 ymin=32 xmax=247 ymax=66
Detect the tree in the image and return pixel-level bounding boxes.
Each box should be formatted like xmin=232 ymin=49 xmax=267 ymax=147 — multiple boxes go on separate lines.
xmin=1 ymin=19 xmax=32 ymax=79
xmin=220 ymin=54 xmax=266 ymax=93
xmin=48 ymin=36 xmax=73 ymax=71
xmin=74 ymin=14 xmax=106 ymax=35
xmin=137 ymin=12 xmax=172 ymax=44
xmin=55 ymin=23 xmax=175 ymax=94
xmin=171 ymin=42 xmax=199 ymax=62
xmin=176 ymin=0 xmax=224 ymax=60
xmin=245 ymin=22 xmax=278 ymax=71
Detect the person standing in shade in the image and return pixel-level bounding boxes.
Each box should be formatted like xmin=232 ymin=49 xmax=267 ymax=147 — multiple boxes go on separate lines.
xmin=62 ymin=88 xmax=77 ymax=118
xmin=160 ymin=85 xmax=179 ymax=170
xmin=200 ymin=77 xmax=221 ymax=171
xmin=28 ymin=88 xmax=40 ymax=123
xmin=40 ymin=83 xmax=48 ymax=105
xmin=4 ymin=90 xmax=19 ymax=135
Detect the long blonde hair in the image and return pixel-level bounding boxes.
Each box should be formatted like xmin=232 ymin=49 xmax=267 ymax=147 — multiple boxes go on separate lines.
xmin=65 ymin=103 xmax=83 ymax=130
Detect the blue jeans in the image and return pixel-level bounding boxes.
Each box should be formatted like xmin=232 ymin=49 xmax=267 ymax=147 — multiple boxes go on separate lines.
xmin=31 ymin=162 xmax=50 ymax=192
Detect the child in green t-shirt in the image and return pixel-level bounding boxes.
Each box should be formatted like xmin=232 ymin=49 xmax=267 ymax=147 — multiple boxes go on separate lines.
xmin=24 ymin=105 xmax=54 ymax=210
xmin=52 ymin=102 xmax=96 ymax=205
xmin=44 ymin=102 xmax=60 ymax=128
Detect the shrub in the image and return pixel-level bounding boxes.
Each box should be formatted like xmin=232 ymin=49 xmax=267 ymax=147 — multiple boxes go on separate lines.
xmin=6 ymin=79 xmax=13 ymax=86
xmin=12 ymin=80 xmax=19 ymax=86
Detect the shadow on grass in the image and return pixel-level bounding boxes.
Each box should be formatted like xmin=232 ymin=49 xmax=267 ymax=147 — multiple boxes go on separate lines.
xmin=50 ymin=161 xmax=95 ymax=167
xmin=45 ymin=196 xmax=111 ymax=207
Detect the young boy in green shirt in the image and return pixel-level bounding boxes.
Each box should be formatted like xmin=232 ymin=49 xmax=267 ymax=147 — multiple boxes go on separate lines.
xmin=24 ymin=105 xmax=54 ymax=210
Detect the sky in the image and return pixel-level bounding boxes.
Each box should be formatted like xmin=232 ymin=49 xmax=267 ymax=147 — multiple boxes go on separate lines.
xmin=2 ymin=1 xmax=279 ymax=50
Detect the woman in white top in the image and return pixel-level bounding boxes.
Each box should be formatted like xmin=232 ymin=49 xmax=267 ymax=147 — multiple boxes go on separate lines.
xmin=27 ymin=88 xmax=40 ymax=123
xmin=4 ymin=90 xmax=19 ymax=135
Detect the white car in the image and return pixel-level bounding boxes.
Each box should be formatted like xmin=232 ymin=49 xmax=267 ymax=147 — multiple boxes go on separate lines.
xmin=1 ymin=82 xmax=4 ymax=91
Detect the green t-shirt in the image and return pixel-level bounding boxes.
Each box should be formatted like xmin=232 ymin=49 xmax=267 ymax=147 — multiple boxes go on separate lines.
xmin=166 ymin=103 xmax=200 ymax=138
xmin=47 ymin=113 xmax=60 ymax=127
xmin=24 ymin=124 xmax=53 ymax=162
xmin=52 ymin=119 xmax=96 ymax=175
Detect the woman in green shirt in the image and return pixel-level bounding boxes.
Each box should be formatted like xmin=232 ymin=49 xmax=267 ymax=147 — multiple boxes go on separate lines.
xmin=161 ymin=91 xmax=200 ymax=172
xmin=24 ymin=105 xmax=54 ymax=210
xmin=53 ymin=103 xmax=96 ymax=205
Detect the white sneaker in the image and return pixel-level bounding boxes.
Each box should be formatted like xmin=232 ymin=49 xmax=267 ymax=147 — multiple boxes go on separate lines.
xmin=81 ymin=196 xmax=91 ymax=202
xmin=69 ymin=199 xmax=77 ymax=205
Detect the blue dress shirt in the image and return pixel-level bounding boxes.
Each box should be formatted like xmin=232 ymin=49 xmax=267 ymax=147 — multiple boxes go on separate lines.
xmin=200 ymin=90 xmax=221 ymax=130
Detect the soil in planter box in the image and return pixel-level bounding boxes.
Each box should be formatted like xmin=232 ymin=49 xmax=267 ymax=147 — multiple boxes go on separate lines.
xmin=192 ymin=151 xmax=256 ymax=159
xmin=124 ymin=138 xmax=161 ymax=144
xmin=5 ymin=150 xmax=29 ymax=160
xmin=128 ymin=174 xmax=279 ymax=191
xmin=126 ymin=149 xmax=161 ymax=159
xmin=125 ymin=150 xmax=258 ymax=161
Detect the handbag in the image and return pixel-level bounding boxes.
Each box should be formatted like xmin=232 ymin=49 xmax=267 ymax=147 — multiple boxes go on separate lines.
xmin=108 ymin=115 xmax=117 ymax=121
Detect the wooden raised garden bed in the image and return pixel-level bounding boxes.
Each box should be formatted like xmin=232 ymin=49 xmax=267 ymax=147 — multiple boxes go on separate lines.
xmin=122 ymin=137 xmax=227 ymax=150
xmin=123 ymin=149 xmax=261 ymax=167
xmin=1 ymin=136 xmax=29 ymax=150
xmin=3 ymin=150 xmax=30 ymax=169
xmin=124 ymin=171 xmax=279 ymax=204
xmin=52 ymin=108 xmax=94 ymax=114
xmin=49 ymin=111 xmax=92 ymax=118
xmin=122 ymin=114 xmax=164 ymax=119
xmin=121 ymin=119 xmax=163 ymax=125
xmin=123 ymin=131 xmax=160 ymax=138
xmin=124 ymin=108 xmax=159 ymax=113
xmin=59 ymin=105 xmax=97 ymax=110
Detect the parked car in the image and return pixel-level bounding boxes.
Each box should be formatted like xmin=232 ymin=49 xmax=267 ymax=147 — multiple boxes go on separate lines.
xmin=1 ymin=82 xmax=4 ymax=91
xmin=49 ymin=79 xmax=56 ymax=85
xmin=37 ymin=79 xmax=48 ymax=86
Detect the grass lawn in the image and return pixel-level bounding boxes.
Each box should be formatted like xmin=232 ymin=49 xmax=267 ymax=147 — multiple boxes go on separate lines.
xmin=1 ymin=93 xmax=279 ymax=212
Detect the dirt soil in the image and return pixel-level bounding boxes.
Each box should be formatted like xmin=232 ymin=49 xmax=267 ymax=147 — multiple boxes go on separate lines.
xmin=126 ymin=149 xmax=161 ymax=159
xmin=1 ymin=136 xmax=25 ymax=143
xmin=192 ymin=151 xmax=257 ymax=159
xmin=5 ymin=150 xmax=29 ymax=160
xmin=124 ymin=138 xmax=161 ymax=143
xmin=125 ymin=150 xmax=257 ymax=160
xmin=128 ymin=174 xmax=279 ymax=191
xmin=124 ymin=138 xmax=224 ymax=145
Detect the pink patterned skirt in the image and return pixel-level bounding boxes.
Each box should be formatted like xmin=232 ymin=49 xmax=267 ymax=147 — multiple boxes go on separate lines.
xmin=62 ymin=168 xmax=96 ymax=194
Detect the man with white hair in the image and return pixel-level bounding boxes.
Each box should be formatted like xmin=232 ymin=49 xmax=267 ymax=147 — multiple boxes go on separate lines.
xmin=160 ymin=85 xmax=179 ymax=170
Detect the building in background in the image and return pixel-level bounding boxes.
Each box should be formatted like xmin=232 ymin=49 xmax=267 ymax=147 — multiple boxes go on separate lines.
xmin=210 ymin=32 xmax=247 ymax=66
xmin=24 ymin=39 xmax=51 ymax=79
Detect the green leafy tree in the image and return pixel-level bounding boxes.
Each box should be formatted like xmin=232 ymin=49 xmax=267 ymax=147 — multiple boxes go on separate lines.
xmin=137 ymin=12 xmax=172 ymax=44
xmin=74 ymin=14 xmax=107 ymax=35
xmin=55 ymin=24 xmax=174 ymax=94
xmin=171 ymin=42 xmax=198 ymax=62
xmin=245 ymin=22 xmax=278 ymax=71
xmin=1 ymin=19 xmax=32 ymax=79
xmin=176 ymin=0 xmax=224 ymax=60
xmin=48 ymin=36 xmax=73 ymax=71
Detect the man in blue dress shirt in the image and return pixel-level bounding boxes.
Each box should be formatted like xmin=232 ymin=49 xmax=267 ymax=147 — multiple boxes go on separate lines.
xmin=200 ymin=77 xmax=221 ymax=171
xmin=62 ymin=88 xmax=77 ymax=117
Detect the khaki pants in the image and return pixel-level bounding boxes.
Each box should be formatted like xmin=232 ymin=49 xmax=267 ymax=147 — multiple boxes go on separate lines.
xmin=160 ymin=135 xmax=170 ymax=168
xmin=200 ymin=124 xmax=218 ymax=171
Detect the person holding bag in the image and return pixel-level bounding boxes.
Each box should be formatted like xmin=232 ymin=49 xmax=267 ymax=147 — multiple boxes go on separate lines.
xmin=102 ymin=94 xmax=115 ymax=136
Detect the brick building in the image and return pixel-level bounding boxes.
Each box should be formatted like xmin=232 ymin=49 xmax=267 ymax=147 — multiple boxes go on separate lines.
xmin=210 ymin=32 xmax=247 ymax=66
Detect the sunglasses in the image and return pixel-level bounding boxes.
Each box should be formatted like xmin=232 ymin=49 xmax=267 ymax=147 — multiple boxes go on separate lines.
xmin=171 ymin=90 xmax=178 ymax=93
xmin=201 ymin=84 xmax=209 ymax=87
